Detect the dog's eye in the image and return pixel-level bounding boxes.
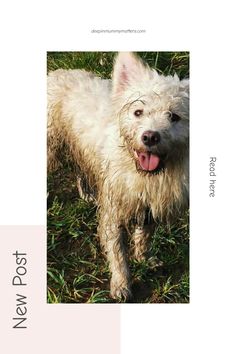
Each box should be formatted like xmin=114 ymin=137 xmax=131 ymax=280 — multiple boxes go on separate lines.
xmin=134 ymin=109 xmax=143 ymax=117
xmin=170 ymin=112 xmax=181 ymax=122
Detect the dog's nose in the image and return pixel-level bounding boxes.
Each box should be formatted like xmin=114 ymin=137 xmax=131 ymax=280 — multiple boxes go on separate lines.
xmin=141 ymin=130 xmax=161 ymax=146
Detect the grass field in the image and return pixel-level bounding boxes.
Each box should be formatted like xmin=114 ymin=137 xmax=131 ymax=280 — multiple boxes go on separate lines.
xmin=47 ymin=51 xmax=189 ymax=303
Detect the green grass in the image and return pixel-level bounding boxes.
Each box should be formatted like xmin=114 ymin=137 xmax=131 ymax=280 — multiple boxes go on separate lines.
xmin=47 ymin=52 xmax=189 ymax=303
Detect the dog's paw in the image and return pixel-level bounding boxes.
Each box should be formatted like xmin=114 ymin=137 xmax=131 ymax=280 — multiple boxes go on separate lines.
xmin=110 ymin=279 xmax=132 ymax=302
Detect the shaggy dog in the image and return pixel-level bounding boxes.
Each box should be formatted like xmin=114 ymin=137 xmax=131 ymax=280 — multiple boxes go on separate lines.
xmin=47 ymin=52 xmax=189 ymax=300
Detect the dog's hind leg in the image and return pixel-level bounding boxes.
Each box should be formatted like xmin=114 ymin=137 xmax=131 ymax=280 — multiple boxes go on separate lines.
xmin=77 ymin=176 xmax=96 ymax=204
xmin=47 ymin=99 xmax=64 ymax=172
xmin=47 ymin=132 xmax=63 ymax=172
xmin=132 ymin=224 xmax=155 ymax=262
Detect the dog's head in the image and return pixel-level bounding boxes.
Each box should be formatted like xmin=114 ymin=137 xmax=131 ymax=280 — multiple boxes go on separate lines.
xmin=112 ymin=52 xmax=189 ymax=174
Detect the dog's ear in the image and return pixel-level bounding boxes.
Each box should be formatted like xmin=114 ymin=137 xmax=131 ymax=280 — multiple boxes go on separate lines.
xmin=112 ymin=52 xmax=148 ymax=93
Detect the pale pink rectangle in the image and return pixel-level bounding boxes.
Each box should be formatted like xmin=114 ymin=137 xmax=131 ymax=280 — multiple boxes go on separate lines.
xmin=1 ymin=226 xmax=120 ymax=354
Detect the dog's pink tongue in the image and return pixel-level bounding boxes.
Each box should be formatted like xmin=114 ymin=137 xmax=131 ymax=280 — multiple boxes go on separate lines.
xmin=138 ymin=152 xmax=160 ymax=171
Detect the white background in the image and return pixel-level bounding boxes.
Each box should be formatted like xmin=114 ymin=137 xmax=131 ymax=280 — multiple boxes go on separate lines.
xmin=1 ymin=1 xmax=235 ymax=353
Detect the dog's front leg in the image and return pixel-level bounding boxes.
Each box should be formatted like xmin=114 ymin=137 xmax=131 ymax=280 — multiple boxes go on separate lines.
xmin=98 ymin=208 xmax=131 ymax=301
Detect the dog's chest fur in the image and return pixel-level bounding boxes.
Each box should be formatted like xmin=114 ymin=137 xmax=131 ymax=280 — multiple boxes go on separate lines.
xmin=99 ymin=148 xmax=188 ymax=222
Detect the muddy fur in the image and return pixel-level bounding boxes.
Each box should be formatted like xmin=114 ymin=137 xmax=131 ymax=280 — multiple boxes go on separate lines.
xmin=47 ymin=52 xmax=189 ymax=300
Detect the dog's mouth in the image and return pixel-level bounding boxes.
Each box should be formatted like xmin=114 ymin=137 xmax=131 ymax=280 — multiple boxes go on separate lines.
xmin=134 ymin=150 xmax=165 ymax=173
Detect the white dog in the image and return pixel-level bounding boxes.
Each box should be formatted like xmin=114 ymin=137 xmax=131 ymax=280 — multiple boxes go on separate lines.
xmin=47 ymin=52 xmax=189 ymax=300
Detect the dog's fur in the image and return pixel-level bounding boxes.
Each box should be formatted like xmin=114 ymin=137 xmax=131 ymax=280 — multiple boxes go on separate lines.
xmin=47 ymin=52 xmax=189 ymax=300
